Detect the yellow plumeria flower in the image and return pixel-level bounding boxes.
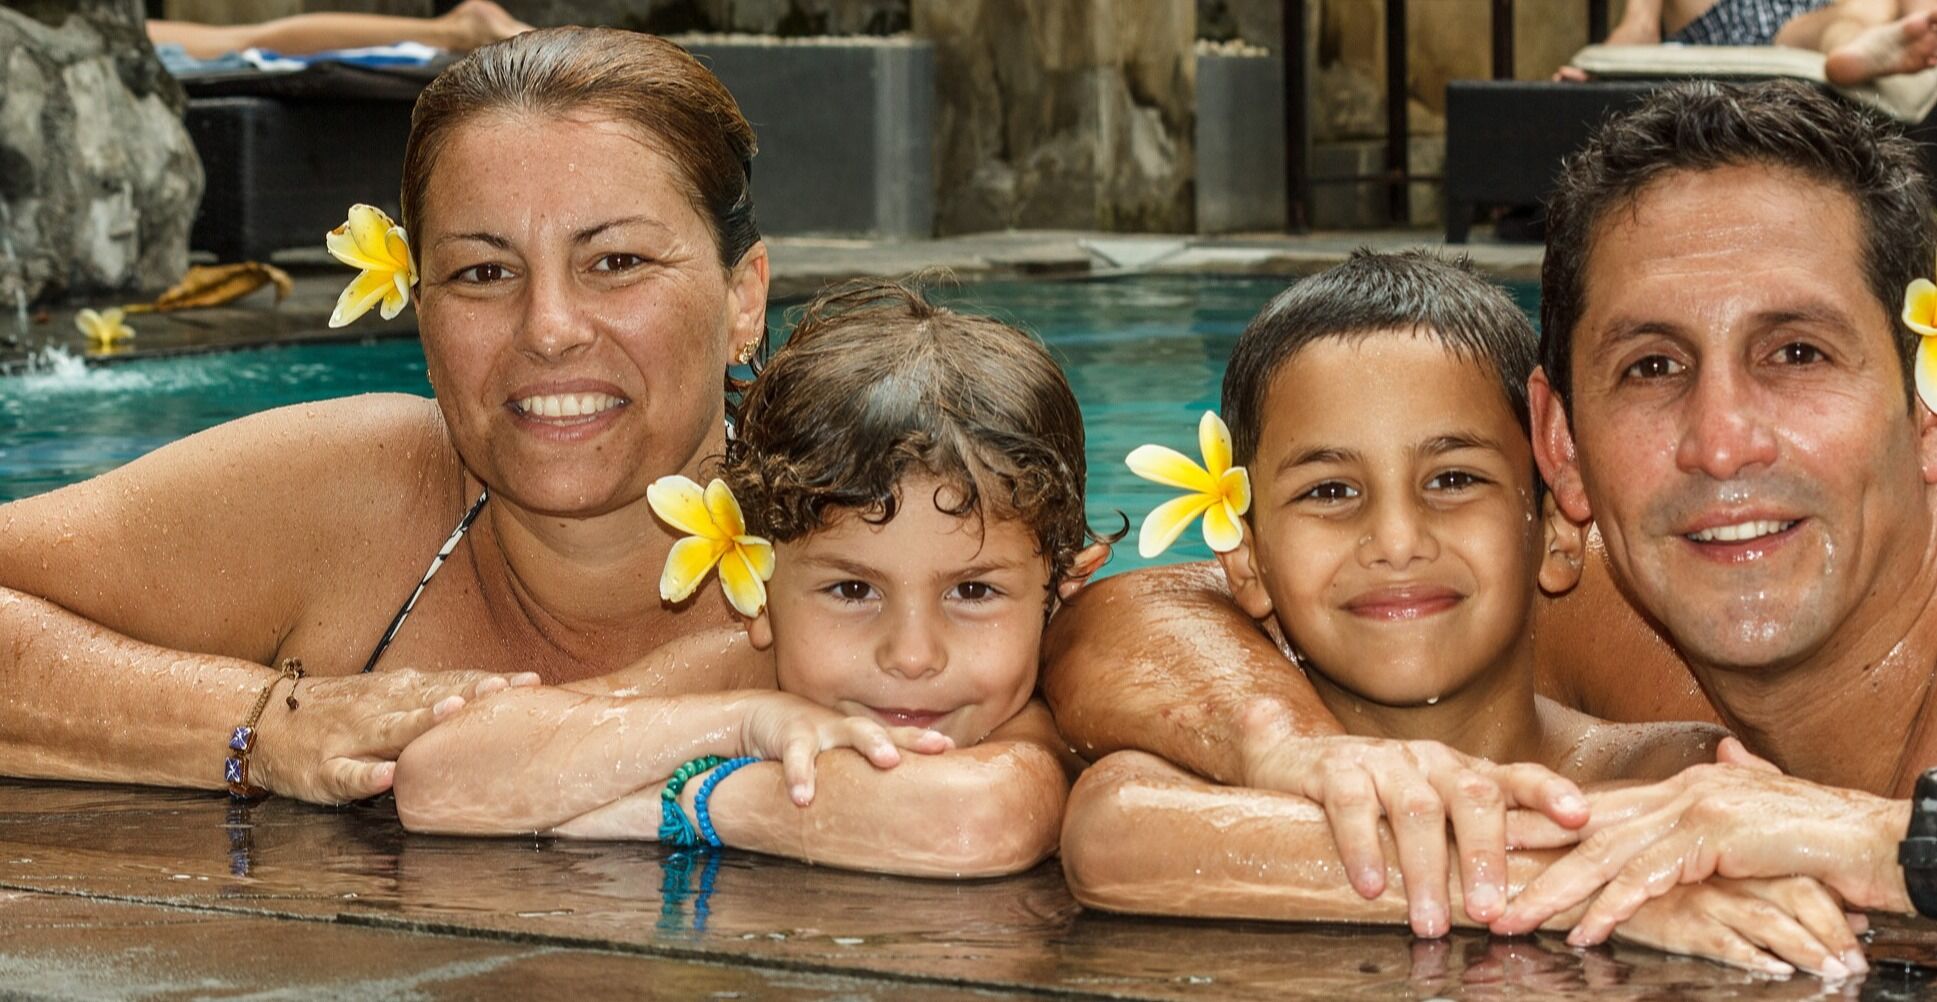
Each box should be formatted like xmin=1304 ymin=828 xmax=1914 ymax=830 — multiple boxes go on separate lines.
xmin=74 ymin=307 xmax=134 ymax=353
xmin=647 ymin=475 xmax=776 ymax=618
xmin=1903 ymin=277 xmax=1937 ymax=412
xmin=1125 ymin=411 xmax=1252 ymax=559
xmin=326 ymin=203 xmax=417 ymax=328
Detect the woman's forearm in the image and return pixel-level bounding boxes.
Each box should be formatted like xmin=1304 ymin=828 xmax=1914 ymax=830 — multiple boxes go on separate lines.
xmin=0 ymin=588 xmax=270 ymax=790
xmin=1062 ymin=751 xmax=1569 ymax=927
xmin=393 ymin=687 xmax=774 ymax=834
xmin=1041 ymin=562 xmax=1344 ymax=784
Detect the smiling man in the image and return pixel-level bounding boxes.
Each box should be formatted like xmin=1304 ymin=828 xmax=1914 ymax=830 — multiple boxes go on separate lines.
xmin=1045 ymin=79 xmax=1937 ymax=936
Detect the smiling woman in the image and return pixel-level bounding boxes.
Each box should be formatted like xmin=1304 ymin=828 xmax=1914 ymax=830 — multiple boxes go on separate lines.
xmin=0 ymin=29 xmax=950 ymax=836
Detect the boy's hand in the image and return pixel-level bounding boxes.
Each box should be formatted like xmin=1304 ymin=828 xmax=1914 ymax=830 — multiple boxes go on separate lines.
xmin=1608 ymin=877 xmax=1868 ymax=979
xmin=740 ymin=692 xmax=953 ymax=806
xmin=1238 ymin=699 xmax=1589 ymax=936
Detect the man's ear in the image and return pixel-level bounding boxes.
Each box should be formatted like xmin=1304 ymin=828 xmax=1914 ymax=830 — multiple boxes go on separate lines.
xmin=726 ymin=240 xmax=771 ymax=364
xmin=1537 ymin=491 xmax=1587 ymax=596
xmin=1530 ymin=367 xmax=1594 ymax=524
xmin=1056 ymin=542 xmax=1113 ymax=602
xmin=747 ymin=607 xmax=774 ymax=650
xmin=1918 ymin=389 xmax=1937 ymax=485
xmin=1216 ymin=525 xmax=1276 ymax=621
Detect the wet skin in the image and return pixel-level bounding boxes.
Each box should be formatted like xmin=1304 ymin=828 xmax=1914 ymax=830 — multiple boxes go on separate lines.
xmin=751 ymin=480 xmax=1049 ymax=749
xmin=1532 ymin=162 xmax=1937 ymax=794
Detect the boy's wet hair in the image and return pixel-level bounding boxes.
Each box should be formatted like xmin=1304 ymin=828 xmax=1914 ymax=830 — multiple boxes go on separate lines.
xmin=724 ymin=278 xmax=1114 ymax=592
xmin=1221 ymin=249 xmax=1538 ymax=466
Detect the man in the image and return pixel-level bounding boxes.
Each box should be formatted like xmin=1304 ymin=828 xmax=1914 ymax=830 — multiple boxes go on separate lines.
xmin=1046 ymin=79 xmax=1937 ymax=937
xmin=1598 ymin=0 xmax=1937 ymax=86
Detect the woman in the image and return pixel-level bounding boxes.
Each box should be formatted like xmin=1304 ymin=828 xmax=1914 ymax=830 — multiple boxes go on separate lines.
xmin=0 ymin=29 xmax=927 ymax=809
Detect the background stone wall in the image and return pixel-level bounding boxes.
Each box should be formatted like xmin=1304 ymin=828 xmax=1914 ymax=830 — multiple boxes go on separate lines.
xmin=2 ymin=0 xmax=202 ymax=306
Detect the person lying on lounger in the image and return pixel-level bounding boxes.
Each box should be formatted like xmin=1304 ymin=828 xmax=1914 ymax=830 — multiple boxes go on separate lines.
xmin=1595 ymin=0 xmax=1937 ymax=85
xmin=148 ymin=0 xmax=529 ymax=60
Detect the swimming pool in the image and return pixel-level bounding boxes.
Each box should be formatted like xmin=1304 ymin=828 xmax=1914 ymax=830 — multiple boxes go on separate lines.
xmin=0 ymin=275 xmax=1538 ymax=577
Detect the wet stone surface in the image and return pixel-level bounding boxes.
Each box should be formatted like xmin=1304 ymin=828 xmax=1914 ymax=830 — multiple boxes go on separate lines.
xmin=1 ymin=779 xmax=1934 ymax=1000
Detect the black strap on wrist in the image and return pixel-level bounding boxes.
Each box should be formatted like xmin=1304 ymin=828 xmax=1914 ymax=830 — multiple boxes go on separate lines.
xmin=1899 ymin=768 xmax=1937 ymax=918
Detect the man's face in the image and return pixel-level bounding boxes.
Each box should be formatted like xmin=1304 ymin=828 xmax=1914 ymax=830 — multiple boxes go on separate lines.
xmin=1541 ymin=164 xmax=1932 ymax=672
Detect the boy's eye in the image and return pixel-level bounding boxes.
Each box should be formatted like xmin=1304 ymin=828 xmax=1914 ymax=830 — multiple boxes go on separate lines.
xmin=593 ymin=252 xmax=646 ymax=272
xmin=1426 ymin=470 xmax=1485 ymax=492
xmin=832 ymin=580 xmax=875 ymax=602
xmin=951 ymin=581 xmax=997 ymax=602
xmin=1299 ymin=481 xmax=1359 ymax=503
xmin=1623 ymin=354 xmax=1684 ymax=380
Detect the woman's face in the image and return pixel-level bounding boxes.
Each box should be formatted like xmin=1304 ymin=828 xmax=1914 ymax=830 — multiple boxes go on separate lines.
xmin=414 ymin=111 xmax=767 ymax=517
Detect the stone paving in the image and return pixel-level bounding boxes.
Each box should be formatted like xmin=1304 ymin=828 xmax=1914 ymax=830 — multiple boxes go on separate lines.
xmin=0 ymin=228 xmax=1543 ymax=374
xmin=5 ymin=779 xmax=1933 ymax=1000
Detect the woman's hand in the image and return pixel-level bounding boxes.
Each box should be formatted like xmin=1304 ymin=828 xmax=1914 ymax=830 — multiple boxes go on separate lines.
xmin=1609 ymin=876 xmax=1869 ymax=979
xmin=253 ymin=667 xmax=539 ymax=804
xmin=1238 ymin=699 xmax=1589 ymax=935
xmin=737 ymin=692 xmax=953 ymax=806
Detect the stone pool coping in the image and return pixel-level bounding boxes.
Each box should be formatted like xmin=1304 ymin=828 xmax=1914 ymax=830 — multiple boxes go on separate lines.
xmin=0 ymin=228 xmax=1542 ymax=374
xmin=5 ymin=778 xmax=1932 ymax=1000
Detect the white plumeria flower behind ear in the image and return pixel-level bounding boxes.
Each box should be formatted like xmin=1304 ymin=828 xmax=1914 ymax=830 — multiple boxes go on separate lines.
xmin=1124 ymin=411 xmax=1252 ymax=559
xmin=326 ymin=203 xmax=417 ymax=328
xmin=647 ymin=475 xmax=777 ymax=617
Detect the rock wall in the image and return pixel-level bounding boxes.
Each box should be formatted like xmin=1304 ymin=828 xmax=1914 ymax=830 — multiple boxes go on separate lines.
xmin=915 ymin=0 xmax=1194 ymax=234
xmin=0 ymin=0 xmax=202 ymax=306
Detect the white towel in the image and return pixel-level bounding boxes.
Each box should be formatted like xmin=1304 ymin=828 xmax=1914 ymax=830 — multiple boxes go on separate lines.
xmin=1570 ymin=43 xmax=1937 ymax=123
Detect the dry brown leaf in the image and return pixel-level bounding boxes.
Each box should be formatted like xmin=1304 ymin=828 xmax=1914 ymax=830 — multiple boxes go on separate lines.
xmin=127 ymin=263 xmax=295 ymax=313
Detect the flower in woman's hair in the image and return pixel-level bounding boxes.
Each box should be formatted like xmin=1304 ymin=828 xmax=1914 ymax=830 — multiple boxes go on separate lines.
xmin=1125 ymin=410 xmax=1252 ymax=559
xmin=74 ymin=307 xmax=134 ymax=353
xmin=1902 ymin=277 xmax=1937 ymax=412
xmin=326 ymin=204 xmax=417 ymax=328
xmin=648 ymin=475 xmax=776 ymax=617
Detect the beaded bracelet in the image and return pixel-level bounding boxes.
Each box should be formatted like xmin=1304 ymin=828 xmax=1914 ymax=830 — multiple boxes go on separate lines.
xmin=694 ymin=755 xmax=760 ymax=848
xmin=225 ymin=658 xmax=305 ymax=800
xmin=659 ymin=755 xmax=727 ymax=848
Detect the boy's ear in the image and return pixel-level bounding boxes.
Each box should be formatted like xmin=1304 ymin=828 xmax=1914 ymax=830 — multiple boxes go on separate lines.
xmin=1056 ymin=542 xmax=1113 ymax=602
xmin=1216 ymin=525 xmax=1276 ymax=621
xmin=1537 ymin=491 xmax=1587 ymax=596
xmin=747 ymin=607 xmax=774 ymax=650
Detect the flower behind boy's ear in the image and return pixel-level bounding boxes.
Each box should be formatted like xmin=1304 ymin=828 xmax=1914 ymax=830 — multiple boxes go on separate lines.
xmin=1126 ymin=411 xmax=1252 ymax=559
xmin=648 ymin=475 xmax=776 ymax=617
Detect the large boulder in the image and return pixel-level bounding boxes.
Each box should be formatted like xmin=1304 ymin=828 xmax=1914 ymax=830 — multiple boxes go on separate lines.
xmin=0 ymin=0 xmax=201 ymax=308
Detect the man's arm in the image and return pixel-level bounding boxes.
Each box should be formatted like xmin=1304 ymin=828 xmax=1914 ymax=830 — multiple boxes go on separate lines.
xmin=1041 ymin=561 xmax=1341 ymax=782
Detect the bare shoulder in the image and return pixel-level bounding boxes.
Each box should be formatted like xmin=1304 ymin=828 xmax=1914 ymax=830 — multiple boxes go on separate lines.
xmin=1538 ymin=696 xmax=1727 ymax=783
xmin=0 ymin=393 xmax=458 ymax=661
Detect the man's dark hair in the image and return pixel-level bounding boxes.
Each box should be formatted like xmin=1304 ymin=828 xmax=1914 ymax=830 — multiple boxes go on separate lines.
xmin=1542 ymin=79 xmax=1935 ymax=409
xmin=1221 ymin=250 xmax=1538 ymax=466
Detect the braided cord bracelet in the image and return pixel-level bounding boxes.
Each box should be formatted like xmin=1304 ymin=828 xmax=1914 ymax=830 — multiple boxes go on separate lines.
xmin=694 ymin=756 xmax=760 ymax=848
xmin=659 ymin=755 xmax=727 ymax=847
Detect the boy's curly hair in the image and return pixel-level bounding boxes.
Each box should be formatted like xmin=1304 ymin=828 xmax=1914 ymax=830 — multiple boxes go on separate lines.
xmin=723 ymin=278 xmax=1110 ymax=592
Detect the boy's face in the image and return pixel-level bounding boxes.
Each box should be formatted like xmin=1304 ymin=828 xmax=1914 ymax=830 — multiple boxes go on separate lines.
xmin=752 ymin=477 xmax=1049 ymax=746
xmin=1221 ymin=334 xmax=1541 ymax=706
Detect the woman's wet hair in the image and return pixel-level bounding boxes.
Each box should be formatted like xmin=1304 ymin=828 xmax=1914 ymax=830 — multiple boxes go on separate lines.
xmin=1221 ymin=249 xmax=1538 ymax=466
xmin=401 ymin=26 xmax=759 ymax=269
xmin=723 ymin=278 xmax=1116 ymax=593
xmin=1542 ymin=79 xmax=1935 ymax=412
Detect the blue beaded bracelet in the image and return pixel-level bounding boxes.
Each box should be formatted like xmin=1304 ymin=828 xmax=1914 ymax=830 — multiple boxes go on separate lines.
xmin=659 ymin=754 xmax=727 ymax=848
xmin=694 ymin=756 xmax=760 ymax=848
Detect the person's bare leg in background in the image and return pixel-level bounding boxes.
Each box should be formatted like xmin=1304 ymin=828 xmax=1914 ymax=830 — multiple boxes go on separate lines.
xmin=149 ymin=0 xmax=530 ymax=60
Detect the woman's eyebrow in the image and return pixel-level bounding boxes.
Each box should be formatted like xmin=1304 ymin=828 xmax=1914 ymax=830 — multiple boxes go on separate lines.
xmin=434 ymin=231 xmax=512 ymax=250
xmin=573 ymin=215 xmax=664 ymax=242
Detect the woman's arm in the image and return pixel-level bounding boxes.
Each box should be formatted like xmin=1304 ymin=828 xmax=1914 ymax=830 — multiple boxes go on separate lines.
xmin=553 ymin=700 xmax=1074 ymax=878
xmin=0 ymin=395 xmax=504 ymax=801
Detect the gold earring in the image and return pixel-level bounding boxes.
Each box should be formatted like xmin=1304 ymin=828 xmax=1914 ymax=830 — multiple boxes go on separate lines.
xmin=735 ymin=341 xmax=757 ymax=365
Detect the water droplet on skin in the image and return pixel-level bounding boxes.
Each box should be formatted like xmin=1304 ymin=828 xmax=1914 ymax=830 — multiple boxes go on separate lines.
xmin=1426 ymin=695 xmax=1440 ymax=705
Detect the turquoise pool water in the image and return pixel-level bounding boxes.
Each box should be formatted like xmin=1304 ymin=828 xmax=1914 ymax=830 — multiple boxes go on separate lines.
xmin=0 ymin=275 xmax=1538 ymax=577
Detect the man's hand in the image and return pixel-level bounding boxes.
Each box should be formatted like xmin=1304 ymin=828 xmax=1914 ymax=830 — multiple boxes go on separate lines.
xmin=1611 ymin=877 xmax=1870 ymax=978
xmin=1239 ymin=699 xmax=1589 ymax=935
xmin=1493 ymin=740 xmax=1912 ymax=941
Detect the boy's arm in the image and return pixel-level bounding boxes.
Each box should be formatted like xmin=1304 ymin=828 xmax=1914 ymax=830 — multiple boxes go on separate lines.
xmin=552 ymin=701 xmax=1073 ymax=878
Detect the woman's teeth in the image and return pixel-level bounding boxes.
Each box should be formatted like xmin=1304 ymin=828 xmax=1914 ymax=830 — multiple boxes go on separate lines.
xmin=516 ymin=393 xmax=623 ymax=419
xmin=1687 ymin=519 xmax=1797 ymax=543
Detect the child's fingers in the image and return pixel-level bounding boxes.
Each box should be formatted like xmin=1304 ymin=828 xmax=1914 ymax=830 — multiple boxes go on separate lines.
xmin=781 ymin=729 xmax=819 ymax=806
xmin=1319 ymin=767 xmax=1388 ymax=899
xmin=1749 ymin=878 xmax=1867 ymax=975
xmin=883 ymin=726 xmax=953 ymax=755
xmin=1732 ymin=902 xmax=1845 ymax=978
xmin=1440 ymin=769 xmax=1508 ymax=924
xmin=829 ymin=719 xmax=904 ymax=769
xmin=1493 ymin=763 xmax=1590 ymax=829
xmin=1376 ymin=772 xmax=1452 ymax=937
